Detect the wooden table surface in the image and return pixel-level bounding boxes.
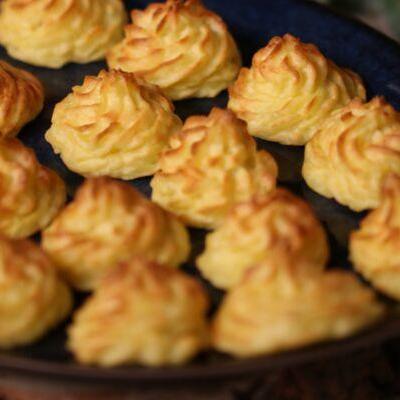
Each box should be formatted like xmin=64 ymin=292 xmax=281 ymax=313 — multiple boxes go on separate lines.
xmin=1 ymin=339 xmax=400 ymax=400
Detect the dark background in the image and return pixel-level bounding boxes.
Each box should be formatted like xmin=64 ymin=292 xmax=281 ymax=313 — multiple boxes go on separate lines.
xmin=315 ymin=0 xmax=400 ymax=41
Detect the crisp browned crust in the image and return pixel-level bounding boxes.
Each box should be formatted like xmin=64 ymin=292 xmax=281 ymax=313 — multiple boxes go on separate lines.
xmin=228 ymin=34 xmax=366 ymax=145
xmin=45 ymin=69 xmax=182 ymax=179
xmin=213 ymin=256 xmax=385 ymax=357
xmin=0 ymin=61 xmax=44 ymax=137
xmin=197 ymin=188 xmax=329 ymax=289
xmin=42 ymin=177 xmax=191 ymax=291
xmin=303 ymin=97 xmax=400 ymax=211
xmin=68 ymin=257 xmax=209 ymax=367
xmin=151 ymin=107 xmax=278 ymax=229
xmin=0 ymin=138 xmax=66 ymax=238
xmin=0 ymin=236 xmax=72 ymax=349
xmin=350 ymin=174 xmax=400 ymax=299
xmin=107 ymin=0 xmax=241 ymax=100
xmin=0 ymin=0 xmax=127 ymax=68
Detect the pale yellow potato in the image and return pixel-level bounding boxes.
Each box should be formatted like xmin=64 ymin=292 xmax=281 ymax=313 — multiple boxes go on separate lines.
xmin=0 ymin=236 xmax=72 ymax=349
xmin=45 ymin=70 xmax=182 ymax=180
xmin=350 ymin=174 xmax=400 ymax=300
xmin=228 ymin=34 xmax=366 ymax=145
xmin=0 ymin=0 xmax=127 ymax=68
xmin=151 ymin=108 xmax=278 ymax=229
xmin=213 ymin=257 xmax=385 ymax=358
xmin=303 ymin=97 xmax=400 ymax=211
xmin=68 ymin=257 xmax=209 ymax=367
xmin=42 ymin=177 xmax=191 ymax=291
xmin=0 ymin=61 xmax=44 ymax=138
xmin=197 ymin=189 xmax=329 ymax=289
xmin=107 ymin=0 xmax=241 ymax=100
xmin=0 ymin=138 xmax=66 ymax=239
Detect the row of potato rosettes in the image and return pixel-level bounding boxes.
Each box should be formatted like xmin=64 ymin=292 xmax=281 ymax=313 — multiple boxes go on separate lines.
xmin=0 ymin=0 xmax=399 ymax=367
xmin=0 ymin=27 xmax=397 ymax=213
xmin=0 ymin=1 xmax=398 ymax=214
xmin=0 ymin=0 xmax=241 ymax=98
xmin=0 ymin=175 xmax=390 ymax=367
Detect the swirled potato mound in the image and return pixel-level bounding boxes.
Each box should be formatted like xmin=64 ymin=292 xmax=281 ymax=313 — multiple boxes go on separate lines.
xmin=303 ymin=97 xmax=400 ymax=211
xmin=107 ymin=0 xmax=241 ymax=100
xmin=151 ymin=108 xmax=278 ymax=229
xmin=0 ymin=236 xmax=72 ymax=349
xmin=213 ymin=257 xmax=385 ymax=357
xmin=350 ymin=174 xmax=400 ymax=300
xmin=0 ymin=0 xmax=127 ymax=68
xmin=68 ymin=257 xmax=209 ymax=367
xmin=0 ymin=61 xmax=44 ymax=138
xmin=0 ymin=138 xmax=66 ymax=238
xmin=42 ymin=177 xmax=191 ymax=291
xmin=228 ymin=34 xmax=366 ymax=145
xmin=45 ymin=70 xmax=182 ymax=180
xmin=197 ymin=189 xmax=329 ymax=289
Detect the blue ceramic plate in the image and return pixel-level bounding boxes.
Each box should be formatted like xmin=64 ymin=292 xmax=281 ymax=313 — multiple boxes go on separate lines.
xmin=1 ymin=0 xmax=400 ymax=383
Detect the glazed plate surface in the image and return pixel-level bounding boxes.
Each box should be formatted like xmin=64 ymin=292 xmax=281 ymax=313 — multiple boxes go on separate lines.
xmin=1 ymin=0 xmax=400 ymax=383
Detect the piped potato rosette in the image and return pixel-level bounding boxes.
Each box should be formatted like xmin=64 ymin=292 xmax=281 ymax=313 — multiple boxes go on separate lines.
xmin=107 ymin=0 xmax=241 ymax=100
xmin=45 ymin=69 xmax=182 ymax=180
xmin=228 ymin=34 xmax=366 ymax=145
